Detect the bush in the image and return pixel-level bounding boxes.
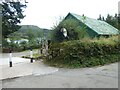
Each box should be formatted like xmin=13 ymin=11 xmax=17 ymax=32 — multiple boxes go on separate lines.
xmin=44 ymin=36 xmax=119 ymax=68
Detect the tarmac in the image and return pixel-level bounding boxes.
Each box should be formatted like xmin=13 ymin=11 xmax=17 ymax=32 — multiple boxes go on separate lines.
xmin=0 ymin=52 xmax=118 ymax=88
xmin=1 ymin=62 xmax=118 ymax=88
xmin=0 ymin=58 xmax=58 ymax=80
xmin=0 ymin=50 xmax=58 ymax=80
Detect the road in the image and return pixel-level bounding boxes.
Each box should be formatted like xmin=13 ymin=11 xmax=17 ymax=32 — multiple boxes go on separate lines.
xmin=1 ymin=62 xmax=118 ymax=88
xmin=0 ymin=51 xmax=118 ymax=88
xmin=1 ymin=49 xmax=39 ymax=58
xmin=0 ymin=50 xmax=38 ymax=65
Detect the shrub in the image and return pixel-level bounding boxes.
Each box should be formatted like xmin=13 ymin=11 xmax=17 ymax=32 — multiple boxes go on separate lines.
xmin=44 ymin=36 xmax=119 ymax=68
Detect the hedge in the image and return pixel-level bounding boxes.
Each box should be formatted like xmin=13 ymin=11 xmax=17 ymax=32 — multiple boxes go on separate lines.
xmin=44 ymin=37 xmax=120 ymax=68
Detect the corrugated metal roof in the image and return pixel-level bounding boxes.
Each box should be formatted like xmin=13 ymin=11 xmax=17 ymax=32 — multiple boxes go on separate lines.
xmin=69 ymin=13 xmax=119 ymax=35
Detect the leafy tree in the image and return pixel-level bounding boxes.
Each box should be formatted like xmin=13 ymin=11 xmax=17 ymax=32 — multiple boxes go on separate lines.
xmin=35 ymin=30 xmax=44 ymax=44
xmin=51 ymin=19 xmax=88 ymax=42
xmin=26 ymin=29 xmax=35 ymax=41
xmin=2 ymin=1 xmax=27 ymax=38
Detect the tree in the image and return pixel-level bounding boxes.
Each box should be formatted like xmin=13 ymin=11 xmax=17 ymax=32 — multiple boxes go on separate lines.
xmin=118 ymin=14 xmax=120 ymax=30
xmin=97 ymin=14 xmax=102 ymax=20
xmin=113 ymin=14 xmax=119 ymax=29
xmin=102 ymin=17 xmax=105 ymax=21
xmin=26 ymin=29 xmax=36 ymax=41
xmin=2 ymin=1 xmax=27 ymax=38
xmin=106 ymin=14 xmax=114 ymax=26
xmin=97 ymin=14 xmax=119 ymax=30
xmin=51 ymin=19 xmax=88 ymax=42
xmin=106 ymin=14 xmax=119 ymax=30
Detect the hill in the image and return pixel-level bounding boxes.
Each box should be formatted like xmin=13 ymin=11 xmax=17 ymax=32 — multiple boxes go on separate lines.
xmin=19 ymin=25 xmax=43 ymax=32
xmin=9 ymin=25 xmax=52 ymax=40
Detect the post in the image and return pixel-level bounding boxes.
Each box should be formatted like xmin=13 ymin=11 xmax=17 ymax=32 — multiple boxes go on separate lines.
xmin=48 ymin=40 xmax=51 ymax=49
xmin=30 ymin=48 xmax=33 ymax=63
xmin=40 ymin=43 xmax=43 ymax=54
xmin=9 ymin=48 xmax=12 ymax=67
xmin=40 ymin=48 xmax=43 ymax=54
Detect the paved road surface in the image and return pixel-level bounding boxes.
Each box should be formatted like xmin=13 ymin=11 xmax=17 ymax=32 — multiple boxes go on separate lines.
xmin=0 ymin=50 xmax=38 ymax=65
xmin=1 ymin=49 xmax=39 ymax=58
xmin=0 ymin=50 xmax=57 ymax=78
xmin=0 ymin=51 xmax=118 ymax=88
xmin=1 ymin=63 xmax=118 ymax=88
xmin=0 ymin=50 xmax=58 ymax=89
xmin=0 ymin=61 xmax=58 ymax=80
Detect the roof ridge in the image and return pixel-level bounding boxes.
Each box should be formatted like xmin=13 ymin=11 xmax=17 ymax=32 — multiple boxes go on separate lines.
xmin=67 ymin=12 xmax=119 ymax=35
xmin=69 ymin=12 xmax=98 ymax=21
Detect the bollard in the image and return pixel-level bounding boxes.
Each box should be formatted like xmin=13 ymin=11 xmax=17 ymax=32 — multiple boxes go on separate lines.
xmin=30 ymin=48 xmax=33 ymax=63
xmin=9 ymin=49 xmax=12 ymax=67
xmin=31 ymin=58 xmax=33 ymax=63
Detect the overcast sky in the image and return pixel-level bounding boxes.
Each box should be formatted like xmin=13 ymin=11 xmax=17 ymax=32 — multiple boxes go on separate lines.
xmin=20 ymin=0 xmax=120 ymax=29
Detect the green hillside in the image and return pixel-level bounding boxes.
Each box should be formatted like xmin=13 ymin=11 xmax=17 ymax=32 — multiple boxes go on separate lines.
xmin=19 ymin=25 xmax=43 ymax=33
xmin=9 ymin=25 xmax=52 ymax=40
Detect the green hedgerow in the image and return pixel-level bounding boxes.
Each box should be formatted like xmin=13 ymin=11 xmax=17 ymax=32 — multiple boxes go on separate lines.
xmin=44 ymin=36 xmax=119 ymax=68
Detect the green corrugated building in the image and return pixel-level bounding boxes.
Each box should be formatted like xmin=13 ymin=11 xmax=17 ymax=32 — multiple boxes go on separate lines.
xmin=64 ymin=13 xmax=119 ymax=38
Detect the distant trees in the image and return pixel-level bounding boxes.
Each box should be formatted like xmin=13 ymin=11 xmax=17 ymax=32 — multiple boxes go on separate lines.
xmin=97 ymin=14 xmax=119 ymax=30
xmin=98 ymin=14 xmax=102 ymax=20
xmin=2 ymin=1 xmax=27 ymax=38
xmin=25 ymin=29 xmax=44 ymax=45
